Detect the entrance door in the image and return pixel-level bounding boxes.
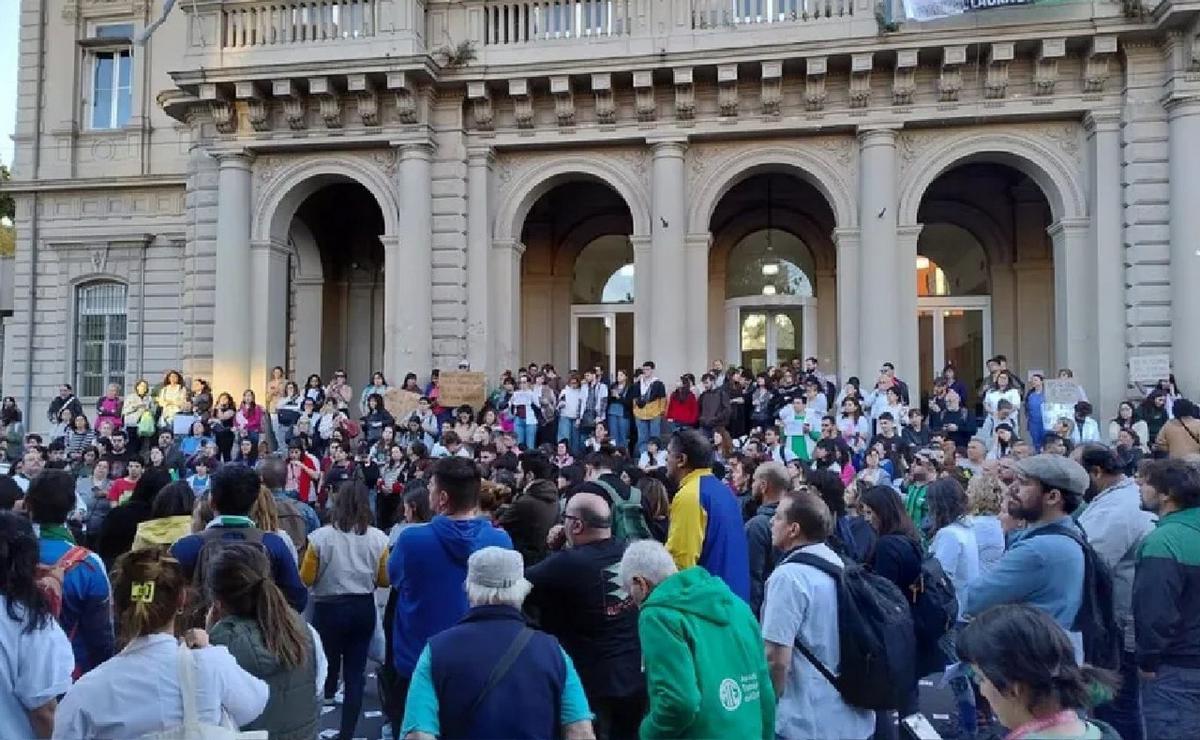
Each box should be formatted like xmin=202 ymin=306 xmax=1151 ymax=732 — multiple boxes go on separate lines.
xmin=571 ymin=306 xmax=634 ymax=377
xmin=737 ymin=308 xmax=803 ymax=376
xmin=917 ymin=297 xmax=992 ymax=408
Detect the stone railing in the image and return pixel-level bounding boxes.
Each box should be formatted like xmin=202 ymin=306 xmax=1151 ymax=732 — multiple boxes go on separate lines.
xmin=221 ymin=0 xmax=378 ymax=47
xmin=481 ymin=0 xmax=634 ymax=44
xmin=692 ymin=0 xmax=853 ymax=29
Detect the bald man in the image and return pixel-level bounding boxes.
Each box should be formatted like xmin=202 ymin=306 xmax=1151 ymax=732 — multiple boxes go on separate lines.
xmin=526 ymin=486 xmax=647 ymax=738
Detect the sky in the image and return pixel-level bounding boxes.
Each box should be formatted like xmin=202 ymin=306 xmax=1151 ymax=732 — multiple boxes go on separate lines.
xmin=0 ymin=0 xmax=19 ymax=168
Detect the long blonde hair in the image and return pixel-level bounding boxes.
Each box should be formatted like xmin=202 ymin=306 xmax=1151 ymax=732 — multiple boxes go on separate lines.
xmin=249 ymin=485 xmax=280 ymax=533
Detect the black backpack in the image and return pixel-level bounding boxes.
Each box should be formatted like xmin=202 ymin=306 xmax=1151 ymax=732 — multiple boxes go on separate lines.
xmin=906 ymin=539 xmax=959 ymax=646
xmin=1024 ymin=523 xmax=1121 ymax=670
xmin=783 ymin=551 xmax=917 ymax=711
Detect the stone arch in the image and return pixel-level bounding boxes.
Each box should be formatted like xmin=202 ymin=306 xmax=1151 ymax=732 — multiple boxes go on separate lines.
xmin=687 ymin=146 xmax=856 ymax=234
xmin=710 ymin=207 xmax=836 ymax=274
xmin=253 ymin=154 xmax=401 ymax=243
xmin=287 ymin=217 xmax=323 ymax=281
xmin=494 ymin=156 xmax=652 ymax=243
xmin=551 ymin=211 xmax=634 ymax=276
xmin=899 ymin=131 xmax=1086 ymax=225
xmin=918 ymin=199 xmax=1011 ymax=265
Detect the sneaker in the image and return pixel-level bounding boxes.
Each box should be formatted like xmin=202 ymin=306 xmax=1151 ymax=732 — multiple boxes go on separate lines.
xmin=333 ymin=685 xmax=344 ymax=705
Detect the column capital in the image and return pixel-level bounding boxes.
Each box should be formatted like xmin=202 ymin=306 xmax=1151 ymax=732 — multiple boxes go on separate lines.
xmin=392 ymin=139 xmax=436 ymax=160
xmin=492 ymin=239 xmax=526 ymax=256
xmin=1164 ymin=95 xmax=1200 ymax=120
xmin=832 ymin=227 xmax=861 ymax=247
xmin=1047 ymin=217 xmax=1091 ymax=237
xmin=896 ymin=223 xmax=924 ymax=244
xmin=856 ymin=125 xmax=901 ymax=147
xmin=378 ymin=234 xmax=401 ymax=250
xmin=684 ymin=232 xmax=711 ymax=249
xmin=647 ymin=136 xmax=688 ymax=157
xmin=466 ymin=144 xmax=496 ymax=166
xmin=211 ymin=149 xmax=255 ymax=169
xmin=250 ymin=238 xmax=290 ymax=257
xmin=630 ymin=234 xmax=653 ymax=250
xmin=1083 ymin=109 xmax=1122 ymax=134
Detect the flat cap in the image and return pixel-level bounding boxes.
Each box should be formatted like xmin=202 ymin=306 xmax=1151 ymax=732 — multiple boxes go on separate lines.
xmin=467 ymin=546 xmax=526 ymax=590
xmin=1012 ymin=454 xmax=1089 ymax=497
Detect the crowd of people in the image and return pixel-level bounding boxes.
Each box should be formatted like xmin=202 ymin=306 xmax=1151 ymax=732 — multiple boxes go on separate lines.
xmin=1 ymin=354 xmax=1199 ymax=740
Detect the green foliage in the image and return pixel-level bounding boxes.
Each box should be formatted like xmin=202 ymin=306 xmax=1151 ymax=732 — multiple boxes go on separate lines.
xmin=0 ymin=164 xmax=13 ymax=224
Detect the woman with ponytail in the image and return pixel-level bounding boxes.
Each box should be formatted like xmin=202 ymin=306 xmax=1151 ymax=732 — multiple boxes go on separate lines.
xmin=957 ymin=603 xmax=1121 ymax=739
xmin=54 ymin=547 xmax=268 ymax=738
xmin=208 ymin=543 xmax=322 ymax=740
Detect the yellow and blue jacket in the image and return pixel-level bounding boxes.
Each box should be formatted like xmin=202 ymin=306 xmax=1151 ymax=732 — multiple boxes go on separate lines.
xmin=666 ymin=468 xmax=751 ymax=603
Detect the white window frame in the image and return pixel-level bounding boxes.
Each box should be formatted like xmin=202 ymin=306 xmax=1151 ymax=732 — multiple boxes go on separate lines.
xmin=917 ymin=296 xmax=993 ymax=382
xmin=570 ymin=304 xmax=635 ymax=378
xmin=82 ymin=23 xmax=135 ymax=131
xmin=74 ymin=281 xmax=129 ymax=398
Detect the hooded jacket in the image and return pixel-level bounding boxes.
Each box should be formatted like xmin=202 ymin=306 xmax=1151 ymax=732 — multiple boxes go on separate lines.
xmin=498 ymin=483 xmax=560 ymax=567
xmin=638 ymin=567 xmax=775 ymax=739
xmin=1134 ymin=506 xmax=1200 ymax=672
xmin=131 ymin=515 xmax=193 ymax=551
xmin=387 ymin=515 xmax=514 ymax=676
xmin=209 ymin=615 xmax=319 ymax=740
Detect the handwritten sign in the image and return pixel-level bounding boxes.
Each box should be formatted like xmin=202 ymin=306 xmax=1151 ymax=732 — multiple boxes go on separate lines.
xmin=1043 ymin=379 xmax=1083 ymax=406
xmin=1129 ymin=354 xmax=1171 ymax=383
xmin=439 ymin=371 xmax=487 ymax=409
xmin=384 ymin=388 xmax=421 ymax=422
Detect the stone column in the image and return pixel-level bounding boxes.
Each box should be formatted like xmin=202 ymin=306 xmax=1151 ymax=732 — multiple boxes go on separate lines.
xmin=857 ymin=127 xmax=903 ymax=380
xmin=815 ymin=269 xmax=838 ymax=374
xmin=393 ymin=141 xmax=434 ymax=380
xmin=466 ymin=145 xmax=495 ymax=374
xmin=1167 ymin=96 xmax=1200 ymax=396
xmin=491 ymin=240 xmax=525 ymax=373
xmin=649 ymin=138 xmax=688 ymax=383
xmin=213 ymin=152 xmax=253 ymax=396
xmin=832 ymin=227 xmax=860 ymax=383
xmin=1086 ymin=109 xmax=1127 ymax=414
xmin=292 ymin=278 xmax=324 ymax=378
xmin=1048 ymin=219 xmax=1095 ymax=387
xmin=249 ymin=238 xmax=291 ymax=393
xmin=684 ymin=233 xmax=711 ymax=374
xmin=896 ymin=224 xmax=923 ymax=384
xmin=802 ymin=300 xmax=819 ymax=365
xmin=632 ymin=234 xmax=652 ymax=366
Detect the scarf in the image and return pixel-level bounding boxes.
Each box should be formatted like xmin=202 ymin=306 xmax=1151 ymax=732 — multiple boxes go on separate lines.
xmin=40 ymin=524 xmax=76 ymax=544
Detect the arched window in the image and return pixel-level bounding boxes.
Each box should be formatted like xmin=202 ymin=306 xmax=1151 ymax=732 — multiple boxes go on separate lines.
xmin=917 ymin=224 xmax=989 ymax=296
xmin=75 ymin=281 xmax=128 ymax=397
xmin=573 ymin=235 xmax=634 ymax=304
xmin=726 ymin=229 xmax=815 ymax=298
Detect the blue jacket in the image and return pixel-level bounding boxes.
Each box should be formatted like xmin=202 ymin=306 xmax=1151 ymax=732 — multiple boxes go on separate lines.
xmin=38 ymin=539 xmax=115 ymax=674
xmin=170 ymin=523 xmax=308 ymax=612
xmin=965 ymin=515 xmax=1084 ymax=632
xmin=431 ymin=605 xmax=565 ymax=739
xmin=388 ymin=516 xmax=513 ymax=676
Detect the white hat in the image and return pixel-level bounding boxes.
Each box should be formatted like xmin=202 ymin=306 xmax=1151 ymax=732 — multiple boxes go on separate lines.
xmin=467 ymin=547 xmax=526 ymax=590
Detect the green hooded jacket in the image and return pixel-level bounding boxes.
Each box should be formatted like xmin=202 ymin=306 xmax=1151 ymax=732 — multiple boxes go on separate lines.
xmin=638 ymin=567 xmax=775 ymax=739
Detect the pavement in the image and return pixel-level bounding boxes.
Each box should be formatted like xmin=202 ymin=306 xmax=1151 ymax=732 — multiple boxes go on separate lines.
xmin=316 ymin=664 xmax=973 ymax=740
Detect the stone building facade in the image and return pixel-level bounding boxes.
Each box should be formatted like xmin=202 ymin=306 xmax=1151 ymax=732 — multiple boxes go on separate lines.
xmin=5 ymin=0 xmax=1199 ymax=429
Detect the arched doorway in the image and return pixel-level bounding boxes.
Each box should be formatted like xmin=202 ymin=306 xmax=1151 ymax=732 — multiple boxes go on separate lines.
xmin=285 ymin=181 xmax=386 ymax=386
xmin=709 ymin=172 xmax=836 ymax=376
xmin=520 ymin=180 xmax=634 ymax=373
xmin=914 ymin=163 xmax=1054 ymax=405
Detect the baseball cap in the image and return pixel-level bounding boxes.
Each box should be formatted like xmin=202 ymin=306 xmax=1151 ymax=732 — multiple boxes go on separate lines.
xmin=1012 ymin=454 xmax=1089 ymax=497
xmin=467 ymin=547 xmax=528 ymax=591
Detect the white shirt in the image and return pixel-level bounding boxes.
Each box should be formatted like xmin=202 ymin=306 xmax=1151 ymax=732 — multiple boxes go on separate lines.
xmin=53 ymin=633 xmax=268 ymax=739
xmin=930 ymin=521 xmax=980 ymax=621
xmin=761 ymin=543 xmax=875 ymax=740
xmin=0 ymin=597 xmax=75 ymax=740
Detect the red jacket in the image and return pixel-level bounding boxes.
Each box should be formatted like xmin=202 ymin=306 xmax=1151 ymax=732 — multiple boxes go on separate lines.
xmin=666 ymin=391 xmax=700 ymax=426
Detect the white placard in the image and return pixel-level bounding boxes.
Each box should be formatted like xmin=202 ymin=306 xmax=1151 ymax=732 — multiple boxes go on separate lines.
xmin=1044 ymin=379 xmax=1084 ymax=406
xmin=1129 ymin=354 xmax=1171 ymax=383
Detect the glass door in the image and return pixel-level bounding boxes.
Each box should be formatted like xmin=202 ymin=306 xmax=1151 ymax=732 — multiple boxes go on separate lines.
xmin=739 ymin=308 xmax=804 ymax=375
xmin=572 ymin=308 xmax=634 ymax=377
xmin=916 ymin=298 xmax=992 ymax=410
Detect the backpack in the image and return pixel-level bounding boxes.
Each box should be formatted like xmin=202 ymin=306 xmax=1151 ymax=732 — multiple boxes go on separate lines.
xmin=36 ymin=545 xmax=93 ymax=620
xmin=906 ymin=539 xmax=959 ymax=646
xmin=783 ymin=551 xmax=916 ymax=711
xmin=1024 ymin=523 xmax=1121 ymax=670
xmin=593 ymin=479 xmax=652 ymax=541
xmin=183 ymin=527 xmax=269 ymax=629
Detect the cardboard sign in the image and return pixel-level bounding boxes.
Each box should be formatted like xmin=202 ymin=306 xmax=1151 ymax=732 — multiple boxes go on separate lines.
xmin=1043 ymin=379 xmax=1083 ymax=406
xmin=1129 ymin=354 xmax=1171 ymax=383
xmin=384 ymin=388 xmax=421 ymax=422
xmin=438 ymin=371 xmax=487 ymax=409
